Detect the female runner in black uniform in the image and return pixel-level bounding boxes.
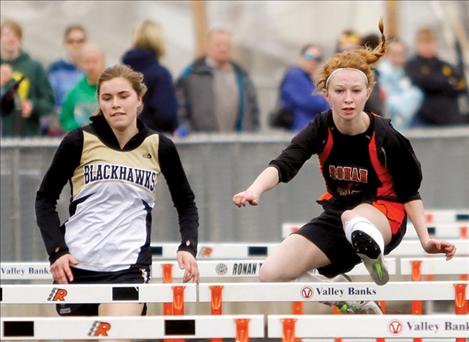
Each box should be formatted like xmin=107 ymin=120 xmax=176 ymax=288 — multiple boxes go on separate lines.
xmin=233 ymin=20 xmax=455 ymax=293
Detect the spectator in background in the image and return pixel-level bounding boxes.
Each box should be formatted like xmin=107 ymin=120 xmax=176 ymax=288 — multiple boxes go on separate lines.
xmin=377 ymin=40 xmax=423 ymax=130
xmin=279 ymin=44 xmax=329 ymax=131
xmin=48 ymin=25 xmax=86 ymax=112
xmin=1 ymin=63 xmax=21 ymax=117
xmin=335 ymin=29 xmax=361 ymax=53
xmin=360 ymin=33 xmax=385 ymax=115
xmin=176 ymin=29 xmax=259 ymax=134
xmin=60 ymin=45 xmax=105 ymax=132
xmin=122 ymin=19 xmax=178 ymax=134
xmin=0 ymin=20 xmax=54 ymax=137
xmin=46 ymin=25 xmax=86 ymax=136
xmin=406 ymin=27 xmax=467 ymax=126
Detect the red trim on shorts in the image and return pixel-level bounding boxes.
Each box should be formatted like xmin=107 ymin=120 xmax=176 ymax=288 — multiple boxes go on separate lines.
xmin=372 ymin=199 xmax=405 ymax=234
xmin=318 ymin=192 xmax=333 ymax=201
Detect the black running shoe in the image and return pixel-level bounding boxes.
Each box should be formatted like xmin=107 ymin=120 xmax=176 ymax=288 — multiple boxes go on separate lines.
xmin=351 ymin=230 xmax=389 ymax=286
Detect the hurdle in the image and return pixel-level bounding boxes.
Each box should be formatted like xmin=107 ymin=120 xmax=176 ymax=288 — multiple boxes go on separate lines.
xmin=198 ymin=281 xmax=469 ymax=303
xmin=0 ymin=283 xmax=197 ymax=304
xmin=198 ymin=281 xmax=468 ymax=342
xmin=267 ymin=315 xmax=469 ymax=340
xmin=282 ymin=208 xmax=469 ymax=239
xmin=282 ymin=222 xmax=469 ymax=239
xmin=0 ymin=315 xmax=265 ymax=340
xmin=150 ymin=242 xmax=278 ymax=259
xmin=148 ymin=240 xmax=469 ymax=259
xmin=400 ymin=257 xmax=469 ymax=277
xmin=0 ymin=259 xmax=397 ymax=281
xmin=400 ymin=256 xmax=469 ymax=342
xmin=392 ymin=240 xmax=469 ymax=256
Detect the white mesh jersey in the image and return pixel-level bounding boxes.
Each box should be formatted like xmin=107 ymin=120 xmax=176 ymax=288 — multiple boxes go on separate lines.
xmin=65 ymin=131 xmax=160 ymax=271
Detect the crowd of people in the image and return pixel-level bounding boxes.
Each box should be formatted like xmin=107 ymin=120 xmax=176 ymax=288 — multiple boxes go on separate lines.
xmin=1 ymin=18 xmax=468 ymax=138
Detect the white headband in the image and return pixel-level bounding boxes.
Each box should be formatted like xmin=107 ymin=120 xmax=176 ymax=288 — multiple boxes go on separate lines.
xmin=325 ymin=67 xmax=368 ymax=88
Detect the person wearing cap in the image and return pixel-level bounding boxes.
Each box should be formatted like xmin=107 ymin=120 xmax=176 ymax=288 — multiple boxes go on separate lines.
xmin=278 ymin=44 xmax=329 ymax=131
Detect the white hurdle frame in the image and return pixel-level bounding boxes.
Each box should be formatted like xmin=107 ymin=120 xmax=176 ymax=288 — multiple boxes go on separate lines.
xmin=198 ymin=281 xmax=469 ymax=302
xmin=2 ymin=257 xmax=467 ymax=282
xmin=0 ymin=283 xmax=197 ymax=304
xmin=148 ymin=239 xmax=469 ymax=259
xmin=0 ymin=315 xmax=265 ymax=340
xmin=400 ymin=257 xmax=469 ymax=276
xmin=282 ymin=222 xmax=469 ymax=239
xmin=267 ymin=315 xmax=469 ymax=338
xmin=0 ymin=258 xmax=397 ymax=281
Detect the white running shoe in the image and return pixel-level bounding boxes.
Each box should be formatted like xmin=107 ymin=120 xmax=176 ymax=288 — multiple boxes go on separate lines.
xmin=351 ymin=230 xmax=389 ymax=286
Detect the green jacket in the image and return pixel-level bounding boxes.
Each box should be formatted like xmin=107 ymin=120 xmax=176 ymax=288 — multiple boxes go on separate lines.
xmin=59 ymin=76 xmax=97 ymax=132
xmin=1 ymin=51 xmax=54 ymax=136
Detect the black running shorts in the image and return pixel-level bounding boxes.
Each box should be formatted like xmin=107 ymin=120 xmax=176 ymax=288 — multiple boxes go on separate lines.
xmin=294 ymin=203 xmax=406 ymax=277
xmin=55 ymin=266 xmax=150 ymax=316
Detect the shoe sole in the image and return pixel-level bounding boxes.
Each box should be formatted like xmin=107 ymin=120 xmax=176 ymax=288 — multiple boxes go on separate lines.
xmin=351 ymin=230 xmax=389 ymax=286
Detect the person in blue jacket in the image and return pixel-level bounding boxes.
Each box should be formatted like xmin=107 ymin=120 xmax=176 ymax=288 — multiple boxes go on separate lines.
xmin=122 ymin=20 xmax=178 ymax=134
xmin=280 ymin=44 xmax=329 ymax=131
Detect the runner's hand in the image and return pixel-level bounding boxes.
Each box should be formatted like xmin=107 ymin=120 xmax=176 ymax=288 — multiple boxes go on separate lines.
xmin=177 ymin=250 xmax=199 ymax=283
xmin=422 ymin=239 xmax=456 ymax=260
xmin=232 ymin=190 xmax=260 ymax=207
xmin=50 ymin=254 xmax=79 ymax=284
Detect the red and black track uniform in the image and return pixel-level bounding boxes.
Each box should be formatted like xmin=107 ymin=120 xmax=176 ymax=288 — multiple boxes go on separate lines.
xmin=269 ymin=110 xmax=422 ymax=276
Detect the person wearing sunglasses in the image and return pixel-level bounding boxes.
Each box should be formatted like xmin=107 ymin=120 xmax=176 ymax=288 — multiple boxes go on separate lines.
xmin=47 ymin=25 xmax=87 ymax=133
xmin=276 ymin=44 xmax=329 ymax=131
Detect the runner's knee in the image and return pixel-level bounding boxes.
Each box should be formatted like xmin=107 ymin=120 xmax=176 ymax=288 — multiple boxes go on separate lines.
xmin=259 ymin=262 xmax=293 ymax=282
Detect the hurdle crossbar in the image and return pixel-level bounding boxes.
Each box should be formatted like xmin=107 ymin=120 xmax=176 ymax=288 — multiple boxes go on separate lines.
xmin=0 ymin=315 xmax=264 ymax=340
xmin=149 ymin=240 xmax=469 ymax=259
xmin=0 ymin=284 xmax=197 ymax=304
xmin=392 ymin=240 xmax=469 ymax=256
xmin=151 ymin=242 xmax=278 ymax=259
xmin=0 ymin=259 xmax=397 ymax=281
xmin=400 ymin=257 xmax=469 ymax=275
xmin=267 ymin=314 xmax=469 ymax=338
xmin=198 ymin=281 xmax=469 ymax=302
xmin=282 ymin=222 xmax=469 ymax=239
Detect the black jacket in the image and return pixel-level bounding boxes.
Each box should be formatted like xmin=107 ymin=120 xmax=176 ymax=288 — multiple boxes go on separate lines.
xmin=405 ymin=55 xmax=467 ymax=125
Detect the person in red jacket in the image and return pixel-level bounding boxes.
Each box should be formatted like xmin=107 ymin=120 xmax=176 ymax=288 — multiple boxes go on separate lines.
xmin=233 ymin=19 xmax=455 ymax=311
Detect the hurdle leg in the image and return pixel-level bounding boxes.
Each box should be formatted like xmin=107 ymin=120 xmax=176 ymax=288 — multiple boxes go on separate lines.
xmin=332 ymin=306 xmax=343 ymax=342
xmin=172 ymin=286 xmax=185 ymax=315
xmin=291 ymin=302 xmax=303 ymax=342
xmin=454 ymin=284 xmax=468 ymax=342
xmin=282 ymin=318 xmax=297 ymax=342
xmin=163 ymin=264 xmax=175 ymax=342
xmin=235 ymin=318 xmax=250 ymax=342
xmin=163 ymin=264 xmax=174 ymax=315
xmin=459 ymin=226 xmax=468 ymax=281
xmin=375 ymin=301 xmax=387 ymax=342
xmin=411 ymin=260 xmax=423 ymax=342
xmin=210 ymin=286 xmax=224 ymax=342
xmin=171 ymin=286 xmax=186 ymax=342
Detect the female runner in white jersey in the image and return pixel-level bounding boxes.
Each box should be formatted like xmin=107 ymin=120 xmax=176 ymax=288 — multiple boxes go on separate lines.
xmin=36 ymin=64 xmax=199 ymax=342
